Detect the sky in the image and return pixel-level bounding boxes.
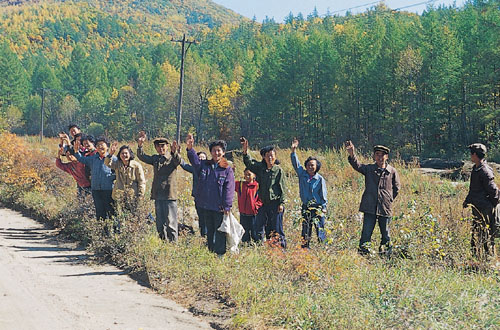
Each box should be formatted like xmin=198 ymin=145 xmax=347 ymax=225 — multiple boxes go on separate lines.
xmin=213 ymin=0 xmax=466 ymax=22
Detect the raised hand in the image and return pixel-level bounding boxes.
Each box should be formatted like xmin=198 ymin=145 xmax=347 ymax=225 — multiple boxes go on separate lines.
xmin=171 ymin=140 xmax=178 ymax=154
xmin=186 ymin=133 xmax=194 ymax=150
xmin=345 ymin=140 xmax=355 ymax=157
xmin=240 ymin=137 xmax=248 ymax=154
xmin=291 ymin=138 xmax=299 ymax=152
xmin=59 ymin=132 xmax=71 ymax=146
xmin=109 ymin=141 xmax=119 ymax=155
xmin=74 ymin=139 xmax=81 ymax=153
xmin=137 ymin=131 xmax=147 ymax=147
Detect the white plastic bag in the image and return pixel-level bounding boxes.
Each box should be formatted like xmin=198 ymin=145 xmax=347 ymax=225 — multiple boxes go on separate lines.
xmin=218 ymin=212 xmax=245 ymax=254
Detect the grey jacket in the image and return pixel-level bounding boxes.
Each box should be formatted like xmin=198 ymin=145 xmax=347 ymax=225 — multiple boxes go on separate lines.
xmin=348 ymin=155 xmax=401 ymax=217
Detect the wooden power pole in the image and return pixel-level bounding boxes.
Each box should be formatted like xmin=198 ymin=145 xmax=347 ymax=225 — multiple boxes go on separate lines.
xmin=40 ymin=88 xmax=45 ymax=143
xmin=171 ymin=34 xmax=196 ymax=143
xmin=39 ymin=87 xmax=67 ymax=142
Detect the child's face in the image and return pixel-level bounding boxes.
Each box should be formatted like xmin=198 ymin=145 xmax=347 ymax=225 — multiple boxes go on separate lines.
xmin=198 ymin=153 xmax=207 ymax=161
xmin=243 ymin=170 xmax=255 ymax=183
xmin=264 ymin=150 xmax=276 ymax=167
xmin=306 ymin=160 xmax=317 ymax=176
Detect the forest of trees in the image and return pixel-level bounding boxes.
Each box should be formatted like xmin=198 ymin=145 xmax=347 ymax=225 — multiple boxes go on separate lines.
xmin=0 ymin=0 xmax=499 ymax=159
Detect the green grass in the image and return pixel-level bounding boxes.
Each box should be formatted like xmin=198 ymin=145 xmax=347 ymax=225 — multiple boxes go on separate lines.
xmin=1 ymin=134 xmax=500 ymax=329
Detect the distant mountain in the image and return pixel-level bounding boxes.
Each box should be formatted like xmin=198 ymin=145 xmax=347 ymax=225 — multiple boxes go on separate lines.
xmin=0 ymin=0 xmax=245 ymax=58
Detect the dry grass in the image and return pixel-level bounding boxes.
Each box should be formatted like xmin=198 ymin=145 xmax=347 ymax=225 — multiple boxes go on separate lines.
xmin=1 ymin=133 xmax=499 ymax=329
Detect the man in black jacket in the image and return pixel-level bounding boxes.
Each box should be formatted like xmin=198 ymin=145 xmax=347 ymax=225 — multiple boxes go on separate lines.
xmin=463 ymin=143 xmax=500 ymax=258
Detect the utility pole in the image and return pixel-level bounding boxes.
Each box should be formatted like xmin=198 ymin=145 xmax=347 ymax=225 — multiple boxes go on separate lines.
xmin=171 ymin=34 xmax=196 ymax=143
xmin=40 ymin=88 xmax=45 ymax=143
xmin=39 ymin=87 xmax=67 ymax=142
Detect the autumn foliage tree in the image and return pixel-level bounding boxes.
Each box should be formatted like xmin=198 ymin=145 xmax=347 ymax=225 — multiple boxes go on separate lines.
xmin=208 ymin=81 xmax=241 ymax=141
xmin=1 ymin=0 xmax=500 ymax=159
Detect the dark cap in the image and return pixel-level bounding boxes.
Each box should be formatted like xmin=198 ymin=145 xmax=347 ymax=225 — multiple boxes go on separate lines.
xmin=468 ymin=143 xmax=487 ymax=154
xmin=153 ymin=138 xmax=169 ymax=145
xmin=373 ymin=145 xmax=390 ymax=154
xmin=260 ymin=145 xmax=275 ymax=157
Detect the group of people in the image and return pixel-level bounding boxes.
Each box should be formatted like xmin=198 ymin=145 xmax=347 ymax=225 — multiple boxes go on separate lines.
xmin=55 ymin=124 xmax=500 ymax=258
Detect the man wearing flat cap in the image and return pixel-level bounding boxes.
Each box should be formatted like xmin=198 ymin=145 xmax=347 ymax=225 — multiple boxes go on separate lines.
xmin=345 ymin=141 xmax=401 ymax=255
xmin=137 ymin=131 xmax=182 ymax=241
xmin=463 ymin=143 xmax=499 ymax=258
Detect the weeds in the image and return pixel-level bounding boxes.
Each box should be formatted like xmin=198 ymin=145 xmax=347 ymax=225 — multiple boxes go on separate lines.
xmin=1 ymin=133 xmax=499 ymax=329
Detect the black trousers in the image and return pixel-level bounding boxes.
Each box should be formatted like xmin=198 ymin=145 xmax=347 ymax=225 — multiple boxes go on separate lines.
xmin=471 ymin=207 xmax=496 ymax=257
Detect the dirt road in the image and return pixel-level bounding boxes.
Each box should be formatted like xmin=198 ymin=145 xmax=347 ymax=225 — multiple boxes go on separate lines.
xmin=0 ymin=207 xmax=211 ymax=330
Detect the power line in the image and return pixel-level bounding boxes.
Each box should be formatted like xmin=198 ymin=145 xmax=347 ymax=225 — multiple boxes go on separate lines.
xmin=328 ymin=1 xmax=381 ymax=15
xmin=322 ymin=0 xmax=438 ymax=18
xmin=393 ymin=0 xmax=437 ymax=11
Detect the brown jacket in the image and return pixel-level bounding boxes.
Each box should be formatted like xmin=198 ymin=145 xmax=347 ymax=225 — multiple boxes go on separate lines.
xmin=465 ymin=161 xmax=499 ymax=211
xmin=137 ymin=146 xmax=181 ymax=200
xmin=348 ymin=155 xmax=401 ymax=217
xmin=104 ymin=157 xmax=146 ymax=200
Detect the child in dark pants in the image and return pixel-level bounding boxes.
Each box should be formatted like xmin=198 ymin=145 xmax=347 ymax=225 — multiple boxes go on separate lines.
xmin=180 ymin=151 xmax=208 ymax=237
xmin=235 ymin=169 xmax=262 ymax=243
xmin=290 ymin=139 xmax=328 ymax=248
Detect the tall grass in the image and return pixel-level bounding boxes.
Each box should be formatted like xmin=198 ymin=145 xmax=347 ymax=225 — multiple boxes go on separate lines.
xmin=1 ymin=132 xmax=499 ymax=329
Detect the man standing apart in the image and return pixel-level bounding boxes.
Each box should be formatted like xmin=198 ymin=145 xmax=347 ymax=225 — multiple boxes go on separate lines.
xmin=137 ymin=131 xmax=181 ymax=242
xmin=463 ymin=143 xmax=499 ymax=258
xmin=345 ymin=141 xmax=400 ymax=255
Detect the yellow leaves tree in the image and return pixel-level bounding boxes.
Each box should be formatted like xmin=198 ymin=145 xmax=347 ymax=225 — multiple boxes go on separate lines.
xmin=0 ymin=133 xmax=43 ymax=192
xmin=208 ymin=81 xmax=241 ymax=140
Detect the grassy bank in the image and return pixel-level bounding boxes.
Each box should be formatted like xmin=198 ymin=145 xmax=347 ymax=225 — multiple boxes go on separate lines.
xmin=1 ymin=132 xmax=499 ymax=329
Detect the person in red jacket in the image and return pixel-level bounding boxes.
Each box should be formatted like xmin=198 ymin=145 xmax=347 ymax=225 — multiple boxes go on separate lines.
xmin=235 ymin=168 xmax=263 ymax=243
xmin=55 ymin=146 xmax=91 ymax=200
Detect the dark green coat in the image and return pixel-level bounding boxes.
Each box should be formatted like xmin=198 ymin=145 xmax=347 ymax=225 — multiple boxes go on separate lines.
xmin=243 ymin=153 xmax=286 ymax=205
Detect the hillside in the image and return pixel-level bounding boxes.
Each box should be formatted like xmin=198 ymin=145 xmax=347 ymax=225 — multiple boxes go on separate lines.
xmin=0 ymin=0 xmax=244 ymax=58
xmin=0 ymin=1 xmax=499 ymax=161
